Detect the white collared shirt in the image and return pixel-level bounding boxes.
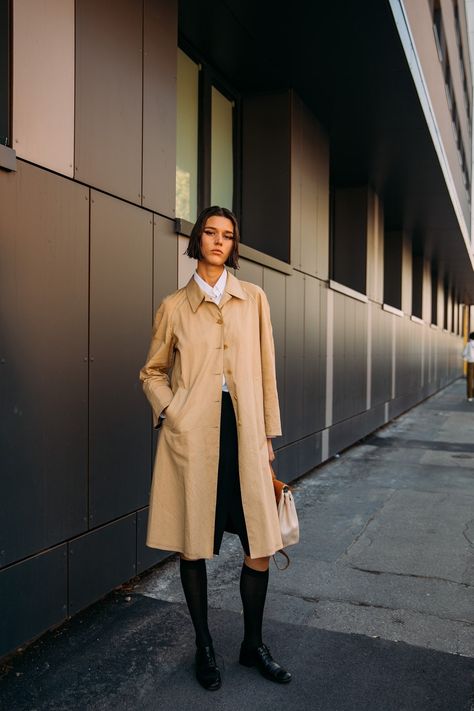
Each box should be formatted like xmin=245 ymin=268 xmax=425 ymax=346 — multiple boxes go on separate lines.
xmin=193 ymin=269 xmax=229 ymax=391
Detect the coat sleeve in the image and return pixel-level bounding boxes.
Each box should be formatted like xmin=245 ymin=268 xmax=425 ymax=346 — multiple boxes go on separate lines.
xmin=139 ymin=300 xmax=176 ymax=429
xmin=259 ymin=290 xmax=282 ymax=437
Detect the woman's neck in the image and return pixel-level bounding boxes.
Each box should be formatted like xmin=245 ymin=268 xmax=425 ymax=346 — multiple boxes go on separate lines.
xmin=196 ymin=263 xmax=225 ymax=288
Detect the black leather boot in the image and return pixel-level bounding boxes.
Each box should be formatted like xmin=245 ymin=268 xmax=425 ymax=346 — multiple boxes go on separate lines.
xmin=239 ymin=642 xmax=292 ymax=683
xmin=195 ymin=645 xmax=221 ymax=690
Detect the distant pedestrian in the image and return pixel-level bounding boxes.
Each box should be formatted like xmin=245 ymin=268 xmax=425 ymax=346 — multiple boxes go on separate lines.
xmin=462 ymin=332 xmax=474 ymax=401
xmin=140 ymin=206 xmax=292 ymax=691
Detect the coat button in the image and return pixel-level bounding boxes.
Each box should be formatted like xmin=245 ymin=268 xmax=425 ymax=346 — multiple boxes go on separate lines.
xmin=216 ymin=318 xmax=223 ymax=324
xmin=223 ymin=344 xmax=228 ymax=349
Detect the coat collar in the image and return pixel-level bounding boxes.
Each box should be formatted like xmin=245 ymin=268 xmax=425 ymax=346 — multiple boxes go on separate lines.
xmin=186 ymin=270 xmax=247 ymax=312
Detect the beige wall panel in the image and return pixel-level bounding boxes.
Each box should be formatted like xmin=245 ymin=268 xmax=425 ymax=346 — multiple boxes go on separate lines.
xmin=403 ymin=0 xmax=470 ymax=225
xmin=13 ymin=0 xmax=74 ymax=176
xmin=153 ymin=215 xmax=178 ymax=309
xmin=75 ymin=0 xmax=142 ymax=203
xmin=177 ymin=235 xmax=196 ymax=288
xmin=290 ymin=92 xmax=329 ymax=279
xmin=238 ymin=259 xmax=263 ymax=287
xmin=142 ymin=0 xmax=178 ymax=217
xmin=401 ymin=234 xmax=412 ymax=314
xmin=366 ymin=190 xmax=384 ymax=303
xmin=422 ymin=258 xmax=432 ymax=323
xmin=290 ymin=96 xmax=302 ymax=269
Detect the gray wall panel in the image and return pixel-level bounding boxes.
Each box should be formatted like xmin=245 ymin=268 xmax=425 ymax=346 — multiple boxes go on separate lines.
xmin=371 ymin=304 xmax=392 ymax=406
xmin=0 ymin=545 xmax=67 ymax=659
xmin=0 ymin=162 xmax=89 ymax=568
xmin=332 ymin=292 xmax=367 ymax=424
xmin=153 ymin=215 xmax=178 ymax=310
xmin=303 ymin=276 xmax=326 ymax=435
xmin=89 ymin=192 xmax=152 ymax=527
xmin=263 ymin=268 xmax=286 ymax=447
xmin=75 ymin=0 xmax=143 ymax=203
xmin=284 ymin=271 xmax=305 ymax=442
xmin=142 ymin=0 xmax=178 ymax=217
xmin=69 ymin=514 xmax=136 ymax=616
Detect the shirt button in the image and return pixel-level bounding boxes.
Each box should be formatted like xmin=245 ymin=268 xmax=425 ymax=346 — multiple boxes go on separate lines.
xmin=216 ymin=318 xmax=223 ymax=325
xmin=223 ymin=344 xmax=228 ymax=349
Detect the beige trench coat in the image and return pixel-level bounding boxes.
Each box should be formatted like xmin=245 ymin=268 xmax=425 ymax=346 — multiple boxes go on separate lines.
xmin=139 ymin=271 xmax=283 ymax=559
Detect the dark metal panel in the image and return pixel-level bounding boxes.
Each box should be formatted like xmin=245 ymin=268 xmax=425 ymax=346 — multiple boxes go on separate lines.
xmin=0 ymin=545 xmax=67 ymax=658
xmin=0 ymin=162 xmax=88 ymax=568
xmin=262 ymin=268 xmax=286 ymax=447
xmin=75 ymin=0 xmax=143 ymax=203
xmin=153 ymin=214 xmax=178 ymax=310
xmin=284 ymin=271 xmax=305 ymax=443
xmin=272 ymin=440 xmax=299 ymax=484
xmin=136 ymin=508 xmax=170 ymax=574
xmin=68 ymin=514 xmax=136 ymax=616
xmin=89 ymin=191 xmax=152 ymax=526
xmin=329 ymin=404 xmax=385 ymax=458
xmin=142 ymin=0 xmax=177 ymax=217
xmin=298 ymin=431 xmax=323 ymax=475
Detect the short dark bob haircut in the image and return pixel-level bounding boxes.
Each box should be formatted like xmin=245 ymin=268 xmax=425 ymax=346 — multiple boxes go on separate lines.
xmin=470 ymin=332 xmax=474 ymax=340
xmin=185 ymin=205 xmax=240 ymax=269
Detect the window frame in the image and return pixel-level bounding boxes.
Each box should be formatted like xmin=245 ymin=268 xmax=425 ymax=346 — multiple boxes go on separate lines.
xmin=177 ymin=37 xmax=242 ymax=222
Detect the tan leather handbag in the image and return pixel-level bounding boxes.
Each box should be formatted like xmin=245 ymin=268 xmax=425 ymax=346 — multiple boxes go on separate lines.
xmin=270 ymin=465 xmax=300 ymax=548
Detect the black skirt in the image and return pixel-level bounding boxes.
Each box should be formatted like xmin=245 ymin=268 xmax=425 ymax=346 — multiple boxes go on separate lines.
xmin=213 ymin=391 xmax=250 ymax=556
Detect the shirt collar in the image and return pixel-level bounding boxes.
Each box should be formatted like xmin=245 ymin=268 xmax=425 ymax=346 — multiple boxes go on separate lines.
xmin=186 ymin=270 xmax=247 ymax=312
xmin=193 ymin=268 xmax=227 ymax=299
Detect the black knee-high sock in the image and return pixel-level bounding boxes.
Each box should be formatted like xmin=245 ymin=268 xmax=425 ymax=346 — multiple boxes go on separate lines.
xmin=240 ymin=563 xmax=269 ymax=649
xmin=179 ymin=558 xmax=212 ymax=648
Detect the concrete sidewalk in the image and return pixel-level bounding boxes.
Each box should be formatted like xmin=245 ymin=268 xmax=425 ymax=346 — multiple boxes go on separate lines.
xmin=1 ymin=379 xmax=474 ymax=710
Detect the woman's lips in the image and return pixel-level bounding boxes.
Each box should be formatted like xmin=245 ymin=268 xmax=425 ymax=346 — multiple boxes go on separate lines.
xmin=211 ymin=250 xmax=223 ymax=254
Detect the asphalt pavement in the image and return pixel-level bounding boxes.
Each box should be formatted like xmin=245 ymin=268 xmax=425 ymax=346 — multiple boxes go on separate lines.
xmin=1 ymin=379 xmax=474 ymax=710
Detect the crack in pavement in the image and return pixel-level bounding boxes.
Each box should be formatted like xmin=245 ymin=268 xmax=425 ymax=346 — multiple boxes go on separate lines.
xmin=338 ymin=488 xmax=397 ymax=559
xmin=276 ymin=590 xmax=474 ymax=627
xmin=348 ymin=564 xmax=474 ymax=589
xmin=463 ymin=519 xmax=474 ymax=547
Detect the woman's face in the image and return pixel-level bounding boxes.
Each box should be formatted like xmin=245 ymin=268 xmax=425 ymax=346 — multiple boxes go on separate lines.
xmin=199 ymin=216 xmax=235 ymax=267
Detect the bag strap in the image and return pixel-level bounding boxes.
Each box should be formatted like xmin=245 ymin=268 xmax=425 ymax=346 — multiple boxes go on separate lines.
xmin=272 ymin=549 xmax=290 ymax=570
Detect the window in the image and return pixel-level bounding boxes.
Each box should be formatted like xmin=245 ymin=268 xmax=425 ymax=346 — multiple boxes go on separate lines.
xmin=330 ymin=187 xmax=367 ymax=294
xmin=431 ymin=266 xmax=438 ymax=325
xmin=176 ymin=49 xmax=199 ymax=222
xmin=383 ymin=232 xmax=402 ymax=309
xmin=0 ymin=0 xmax=10 ymax=147
xmin=176 ymin=45 xmax=238 ymax=223
xmin=210 ymin=86 xmax=234 ymax=209
xmin=411 ymin=251 xmax=423 ymax=319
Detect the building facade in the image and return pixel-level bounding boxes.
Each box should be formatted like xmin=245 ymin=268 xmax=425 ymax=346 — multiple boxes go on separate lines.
xmin=1 ymin=0 xmax=473 ymax=658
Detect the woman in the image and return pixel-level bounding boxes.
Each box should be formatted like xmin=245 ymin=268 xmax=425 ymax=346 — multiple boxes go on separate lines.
xmin=140 ymin=206 xmax=291 ymax=690
xmin=462 ymin=331 xmax=474 ymax=401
